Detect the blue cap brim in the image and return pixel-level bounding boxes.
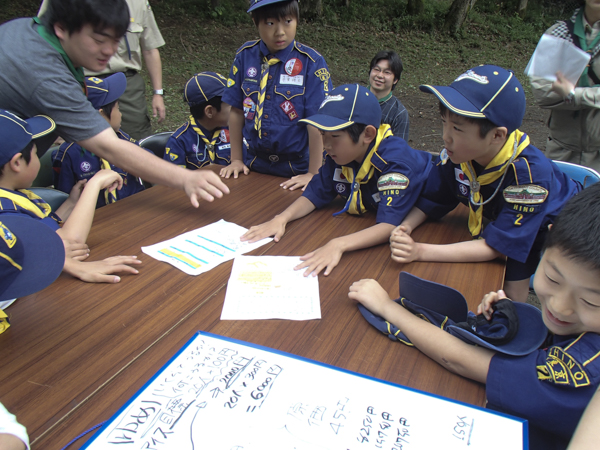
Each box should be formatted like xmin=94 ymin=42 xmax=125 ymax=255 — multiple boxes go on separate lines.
xmin=0 ymin=216 xmax=65 ymax=301
xmin=299 ymin=114 xmax=353 ymax=131
xmin=247 ymin=0 xmax=291 ymax=12
xmin=26 ymin=115 xmax=56 ymax=140
xmin=419 ymin=84 xmax=486 ymax=120
xmin=357 ymin=302 xmax=413 ymax=345
xmin=447 ymin=303 xmax=547 ymax=356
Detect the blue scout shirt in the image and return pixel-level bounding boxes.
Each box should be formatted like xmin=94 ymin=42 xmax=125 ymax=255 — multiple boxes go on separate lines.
xmin=487 ymin=332 xmax=600 ymax=449
xmin=0 ymin=188 xmax=60 ymax=231
xmin=164 ymin=120 xmax=233 ymax=169
xmin=52 ymin=130 xmax=149 ymax=208
xmin=222 ymin=39 xmax=332 ymax=177
xmin=416 ymin=136 xmax=580 ymax=264
xmin=303 ymin=129 xmax=432 ymax=225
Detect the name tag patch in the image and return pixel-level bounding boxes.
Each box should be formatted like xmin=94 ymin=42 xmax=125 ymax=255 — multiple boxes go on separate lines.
xmin=377 ymin=173 xmax=409 ymax=191
xmin=503 ymin=184 xmax=548 ymax=204
xmin=279 ymin=74 xmax=303 ymax=86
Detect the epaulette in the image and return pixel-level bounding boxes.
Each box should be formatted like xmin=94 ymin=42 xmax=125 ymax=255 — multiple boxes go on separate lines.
xmin=235 ymin=40 xmax=260 ymax=55
xmin=510 ymin=156 xmax=534 ymax=186
xmin=294 ymin=41 xmax=320 ymax=63
xmin=174 ymin=121 xmax=191 ymax=140
xmin=117 ymin=129 xmax=138 ymax=144
xmin=370 ymin=150 xmax=388 ymax=173
xmin=53 ymin=142 xmax=77 ymax=163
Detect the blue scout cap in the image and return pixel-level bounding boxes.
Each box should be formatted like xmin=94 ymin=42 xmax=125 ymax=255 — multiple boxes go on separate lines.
xmin=358 ymin=272 xmax=547 ymax=356
xmin=247 ymin=0 xmax=296 ymax=13
xmin=0 ymin=110 xmax=56 ymax=167
xmin=184 ymin=72 xmax=227 ymax=107
xmin=0 ymin=215 xmax=65 ymax=301
xmin=299 ymin=84 xmax=381 ymax=131
xmin=85 ymin=73 xmax=127 ymax=110
xmin=419 ymin=65 xmax=526 ymax=134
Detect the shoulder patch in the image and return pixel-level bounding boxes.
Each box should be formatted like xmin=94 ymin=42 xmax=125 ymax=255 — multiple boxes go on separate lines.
xmin=315 ymin=68 xmax=330 ymax=82
xmin=503 ymin=184 xmax=548 ymax=204
xmin=232 ymin=65 xmax=238 ymax=75
xmin=378 ymin=173 xmax=409 ymax=191
xmin=227 ymin=79 xmax=235 ymax=87
xmin=0 ymin=222 xmax=16 ymax=249
xmin=537 ymin=346 xmax=591 ymax=387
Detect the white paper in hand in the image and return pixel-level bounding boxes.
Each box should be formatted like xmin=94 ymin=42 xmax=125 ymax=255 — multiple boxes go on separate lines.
xmin=525 ymin=34 xmax=590 ymax=85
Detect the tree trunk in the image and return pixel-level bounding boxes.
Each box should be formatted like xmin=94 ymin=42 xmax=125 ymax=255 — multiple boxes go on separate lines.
xmin=517 ymin=0 xmax=528 ymax=19
xmin=407 ymin=0 xmax=424 ymax=15
xmin=300 ymin=0 xmax=323 ymax=18
xmin=443 ymin=0 xmax=477 ymax=34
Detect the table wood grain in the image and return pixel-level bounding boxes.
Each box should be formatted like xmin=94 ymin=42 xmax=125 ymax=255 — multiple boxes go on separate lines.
xmin=0 ymin=167 xmax=504 ymax=449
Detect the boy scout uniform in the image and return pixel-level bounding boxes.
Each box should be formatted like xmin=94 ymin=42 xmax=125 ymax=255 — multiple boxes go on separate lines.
xmin=223 ymin=39 xmax=332 ymax=177
xmin=164 ymin=122 xmax=232 ymax=169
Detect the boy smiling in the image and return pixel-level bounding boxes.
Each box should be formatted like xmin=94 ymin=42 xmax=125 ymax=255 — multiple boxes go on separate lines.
xmin=390 ymin=65 xmax=580 ymax=303
xmin=350 ymin=183 xmax=600 ymax=450
xmin=241 ymin=84 xmax=431 ymax=277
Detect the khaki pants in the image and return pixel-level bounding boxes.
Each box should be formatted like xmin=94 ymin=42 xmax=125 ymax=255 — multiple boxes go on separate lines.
xmin=119 ymin=71 xmax=152 ymax=140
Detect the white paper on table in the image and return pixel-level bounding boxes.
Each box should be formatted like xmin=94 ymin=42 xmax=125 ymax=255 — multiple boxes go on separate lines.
xmin=525 ymin=34 xmax=590 ymax=85
xmin=141 ymin=219 xmax=272 ymax=276
xmin=221 ymin=255 xmax=321 ymax=320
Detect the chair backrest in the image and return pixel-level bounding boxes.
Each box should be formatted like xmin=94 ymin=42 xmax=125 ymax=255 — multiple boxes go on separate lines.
xmin=28 ymin=187 xmax=69 ymax=211
xmin=554 ymin=160 xmax=600 ymax=188
xmin=139 ymin=131 xmax=173 ymax=159
xmin=32 ymin=145 xmax=58 ymax=187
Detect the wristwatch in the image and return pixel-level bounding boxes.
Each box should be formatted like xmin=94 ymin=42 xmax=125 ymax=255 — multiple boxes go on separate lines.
xmin=153 ymin=89 xmax=164 ymax=95
xmin=565 ymin=89 xmax=575 ymax=104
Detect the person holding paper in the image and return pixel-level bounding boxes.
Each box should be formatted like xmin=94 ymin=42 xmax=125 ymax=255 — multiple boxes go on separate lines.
xmin=530 ymin=0 xmax=600 ymax=171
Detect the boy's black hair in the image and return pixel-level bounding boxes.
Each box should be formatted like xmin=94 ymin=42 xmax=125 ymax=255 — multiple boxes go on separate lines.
xmin=544 ymin=184 xmax=600 ymax=272
xmin=0 ymin=142 xmax=34 ymax=177
xmin=99 ymin=100 xmax=118 ymax=120
xmin=438 ymin=102 xmax=497 ymax=139
xmin=42 ymin=0 xmax=129 ymax=37
xmin=251 ymin=0 xmax=299 ymax=25
xmin=190 ymin=97 xmax=223 ymax=121
xmin=369 ymin=50 xmax=403 ymax=90
xmin=345 ymin=123 xmax=368 ymax=144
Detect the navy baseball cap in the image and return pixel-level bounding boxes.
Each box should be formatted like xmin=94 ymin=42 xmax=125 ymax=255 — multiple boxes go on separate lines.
xmin=184 ymin=72 xmax=227 ymax=107
xmin=0 ymin=110 xmax=56 ymax=167
xmin=420 ymin=65 xmax=526 ymax=134
xmin=0 ymin=215 xmax=65 ymax=301
xmin=85 ymin=73 xmax=127 ymax=110
xmin=358 ymin=272 xmax=547 ymax=356
xmin=247 ymin=0 xmax=296 ymax=13
xmin=299 ymin=84 xmax=381 ymax=131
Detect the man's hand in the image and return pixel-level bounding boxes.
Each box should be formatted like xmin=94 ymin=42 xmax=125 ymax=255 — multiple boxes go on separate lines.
xmin=348 ymin=278 xmax=393 ymax=317
xmin=476 ymin=289 xmax=508 ymax=320
xmin=551 ymin=71 xmax=575 ymax=99
xmin=152 ymin=94 xmax=166 ymax=123
xmin=295 ymin=239 xmax=344 ymax=277
xmin=241 ymin=216 xmax=287 ymax=243
xmin=220 ymin=160 xmax=249 ymax=179
xmin=183 ymin=169 xmax=230 ymax=207
xmin=65 ymin=255 xmax=142 ymax=283
xmin=390 ymin=225 xmax=420 ymax=263
xmin=280 ymin=173 xmax=315 ymax=191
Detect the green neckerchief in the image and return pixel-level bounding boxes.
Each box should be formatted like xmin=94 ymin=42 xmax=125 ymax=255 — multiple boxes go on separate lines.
xmin=32 ymin=16 xmax=85 ymax=89
xmin=573 ymin=9 xmax=600 ymax=87
xmin=366 ymin=86 xmax=393 ymax=103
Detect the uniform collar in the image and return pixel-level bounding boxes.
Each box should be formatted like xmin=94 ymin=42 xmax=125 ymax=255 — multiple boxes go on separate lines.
xmin=259 ymin=39 xmax=296 ymax=62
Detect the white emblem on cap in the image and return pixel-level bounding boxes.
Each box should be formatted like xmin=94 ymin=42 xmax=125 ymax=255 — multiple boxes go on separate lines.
xmin=319 ymin=94 xmax=344 ymax=109
xmin=454 ymin=69 xmax=489 ymax=85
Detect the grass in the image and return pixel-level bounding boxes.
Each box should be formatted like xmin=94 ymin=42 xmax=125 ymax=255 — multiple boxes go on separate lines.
xmin=1 ymin=0 xmax=567 ymax=134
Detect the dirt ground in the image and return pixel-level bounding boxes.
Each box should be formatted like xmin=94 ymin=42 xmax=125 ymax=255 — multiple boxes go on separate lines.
xmin=399 ymin=90 xmax=550 ymax=155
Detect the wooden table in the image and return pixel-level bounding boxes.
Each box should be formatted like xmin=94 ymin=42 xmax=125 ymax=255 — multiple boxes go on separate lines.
xmin=0 ymin=168 xmax=504 ymax=449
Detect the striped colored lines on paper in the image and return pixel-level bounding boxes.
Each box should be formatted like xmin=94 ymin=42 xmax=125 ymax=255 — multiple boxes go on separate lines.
xmin=185 ymin=239 xmax=224 ymax=257
xmin=158 ymin=247 xmax=208 ymax=269
xmin=196 ymin=235 xmax=236 ymax=252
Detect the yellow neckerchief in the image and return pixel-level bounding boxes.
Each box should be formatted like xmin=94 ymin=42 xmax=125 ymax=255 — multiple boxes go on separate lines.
xmin=336 ymin=125 xmax=392 ymax=216
xmin=0 ymin=188 xmax=52 ymax=219
xmin=255 ymin=56 xmax=281 ymax=138
xmin=99 ymin=159 xmax=118 ymax=204
xmin=190 ymin=116 xmax=220 ymax=161
xmin=461 ymin=130 xmax=529 ymax=237
xmin=0 ymin=309 xmax=9 ymax=334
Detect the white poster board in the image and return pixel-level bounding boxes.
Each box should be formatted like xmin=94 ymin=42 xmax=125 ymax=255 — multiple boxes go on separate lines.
xmin=82 ymin=332 xmax=527 ymax=450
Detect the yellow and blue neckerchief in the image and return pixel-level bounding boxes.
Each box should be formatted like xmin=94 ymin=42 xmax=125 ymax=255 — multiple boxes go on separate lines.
xmin=190 ymin=116 xmax=220 ymax=163
xmin=0 ymin=188 xmax=53 ymax=219
xmin=461 ymin=130 xmax=529 ymax=237
xmin=333 ymin=124 xmax=393 ymax=216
